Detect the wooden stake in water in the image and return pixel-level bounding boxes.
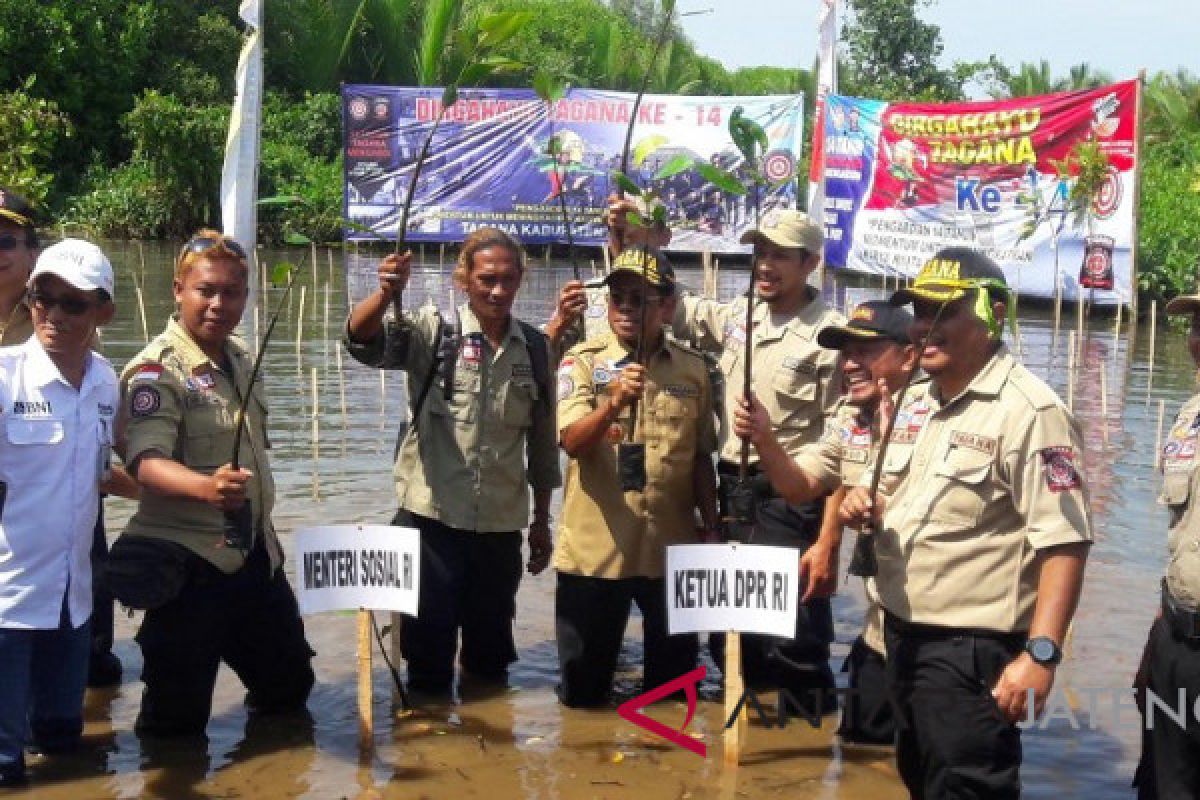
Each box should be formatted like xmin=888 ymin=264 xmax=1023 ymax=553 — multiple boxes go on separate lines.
xmin=723 ymin=629 xmax=745 ymax=768
xmin=134 ymin=286 xmax=150 ymax=344
xmin=439 ymin=243 xmax=445 ymax=269
xmin=1100 ymin=365 xmax=1110 ymax=446
xmin=357 ymin=609 xmax=373 ymax=754
xmin=1053 ymin=274 xmax=1063 ymax=340
xmin=136 ymin=240 xmax=147 ymax=286
xmin=295 ymin=285 xmax=307 ymax=374
xmin=335 ymin=346 xmax=348 ymax=429
xmin=327 ymin=247 xmax=335 ymax=285
xmin=323 ymin=284 xmax=331 ymax=369
xmin=311 ymin=367 xmax=320 ymax=500
xmin=1066 ymin=330 xmax=1076 ymax=412
xmin=1147 ymin=300 xmax=1158 ymax=402
xmin=1155 ymin=399 xmax=1166 ymax=470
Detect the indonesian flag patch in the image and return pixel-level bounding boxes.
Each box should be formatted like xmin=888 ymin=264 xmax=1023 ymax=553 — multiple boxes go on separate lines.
xmin=1040 ymin=446 xmax=1082 ymax=492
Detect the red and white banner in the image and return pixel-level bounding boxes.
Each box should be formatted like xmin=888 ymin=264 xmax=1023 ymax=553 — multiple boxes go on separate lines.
xmin=820 ymin=81 xmax=1140 ymax=305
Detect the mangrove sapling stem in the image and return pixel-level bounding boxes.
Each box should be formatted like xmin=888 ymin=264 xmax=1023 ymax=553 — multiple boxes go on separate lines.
xmin=1155 ymin=399 xmax=1166 ymax=469
xmin=1147 ymin=300 xmax=1158 ymax=406
xmin=849 ymin=300 xmax=949 ymax=578
xmin=1100 ymin=363 xmax=1109 ymax=446
xmin=311 ymin=366 xmax=320 ymax=500
xmin=335 ymin=345 xmax=348 ymax=430
xmin=135 ymin=286 xmax=149 ymax=344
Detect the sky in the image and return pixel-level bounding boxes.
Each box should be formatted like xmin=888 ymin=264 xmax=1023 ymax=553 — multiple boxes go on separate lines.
xmin=678 ymin=0 xmax=1197 ymax=85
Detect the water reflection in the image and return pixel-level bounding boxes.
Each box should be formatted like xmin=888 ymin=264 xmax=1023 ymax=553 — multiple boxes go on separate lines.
xmin=18 ymin=239 xmax=1185 ymax=798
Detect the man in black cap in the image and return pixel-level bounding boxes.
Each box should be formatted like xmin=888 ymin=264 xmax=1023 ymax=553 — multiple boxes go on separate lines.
xmin=840 ymin=247 xmax=1092 ymax=798
xmin=734 ymin=300 xmax=916 ymax=744
xmin=552 ymin=246 xmax=719 ymax=706
xmin=0 ymin=187 xmax=123 ymax=689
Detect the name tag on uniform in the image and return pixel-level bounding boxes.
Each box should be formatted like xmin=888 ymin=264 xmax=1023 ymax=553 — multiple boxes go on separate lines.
xmin=664 ymin=384 xmax=698 ymax=398
xmin=949 ymin=430 xmax=997 ymax=456
xmin=843 ymin=447 xmax=869 ymax=464
xmin=511 ymin=362 xmax=534 ymax=387
xmin=782 ymin=356 xmax=815 ymax=375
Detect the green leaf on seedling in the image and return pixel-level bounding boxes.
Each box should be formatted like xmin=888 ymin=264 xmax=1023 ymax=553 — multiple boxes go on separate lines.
xmin=270 ymin=262 xmax=295 ymax=288
xmin=534 ymin=72 xmax=567 ymax=103
xmin=283 ymin=231 xmax=312 ymax=246
xmin=633 ymin=134 xmax=669 ymax=167
xmin=614 ymin=173 xmax=642 ymax=197
xmin=257 ymin=195 xmax=305 ymax=207
xmin=652 ymin=204 xmax=667 ymax=226
xmin=696 ymin=163 xmax=748 ymax=195
xmin=654 ymin=154 xmax=694 ymax=181
xmin=477 ymin=11 xmax=533 ymax=48
xmin=627 ymin=211 xmax=647 ymax=228
xmin=442 ymin=85 xmax=458 ymax=108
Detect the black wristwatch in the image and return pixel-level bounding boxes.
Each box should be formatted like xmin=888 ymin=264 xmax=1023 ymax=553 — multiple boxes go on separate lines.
xmin=1025 ymin=636 xmax=1062 ymax=666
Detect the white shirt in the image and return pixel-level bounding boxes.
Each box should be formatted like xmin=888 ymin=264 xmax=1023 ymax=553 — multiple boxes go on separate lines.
xmin=0 ymin=336 xmax=117 ymax=629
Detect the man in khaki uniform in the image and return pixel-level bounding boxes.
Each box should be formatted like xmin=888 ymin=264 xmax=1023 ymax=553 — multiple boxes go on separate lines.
xmin=0 ymin=188 xmax=122 ymax=688
xmin=734 ymin=300 xmax=917 ymax=745
xmin=345 ymin=228 xmax=560 ymax=695
xmin=841 ymin=248 xmax=1092 ymax=799
xmin=1135 ymin=292 xmax=1200 ymax=797
xmin=554 ymin=246 xmax=718 ymax=707
xmin=671 ymin=208 xmax=845 ymax=707
xmin=121 ymin=232 xmax=313 ymax=736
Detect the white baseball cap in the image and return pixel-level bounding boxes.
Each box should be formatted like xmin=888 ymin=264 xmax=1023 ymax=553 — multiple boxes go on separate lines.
xmin=29 ymin=239 xmax=115 ymax=298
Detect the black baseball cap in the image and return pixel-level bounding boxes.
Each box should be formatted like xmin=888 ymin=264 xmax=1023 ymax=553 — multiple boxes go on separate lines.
xmin=817 ymin=301 xmax=913 ymax=349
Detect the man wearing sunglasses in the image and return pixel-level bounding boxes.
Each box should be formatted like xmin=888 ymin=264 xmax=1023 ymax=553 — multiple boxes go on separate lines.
xmin=0 ymin=239 xmax=125 ymax=786
xmin=840 ymin=248 xmax=1092 ymax=799
xmin=0 ymin=188 xmax=125 ymax=690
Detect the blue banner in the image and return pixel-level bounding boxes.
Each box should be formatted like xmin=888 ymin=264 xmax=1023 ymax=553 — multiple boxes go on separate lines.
xmin=343 ymin=87 xmax=804 ymax=253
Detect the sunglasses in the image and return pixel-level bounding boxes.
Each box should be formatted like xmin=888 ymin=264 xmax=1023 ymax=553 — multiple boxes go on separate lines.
xmin=28 ymin=291 xmax=98 ymax=316
xmin=0 ymin=234 xmax=31 ymax=252
xmin=180 ymin=235 xmax=247 ymax=260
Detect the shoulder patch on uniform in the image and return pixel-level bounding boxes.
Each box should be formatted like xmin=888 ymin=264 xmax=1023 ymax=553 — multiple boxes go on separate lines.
xmin=129 ymin=364 xmax=164 ymax=383
xmin=557 ymin=374 xmax=574 ymax=401
xmin=557 ymin=356 xmax=576 ymax=376
xmin=1040 ymin=446 xmax=1082 ymax=492
xmin=130 ymin=385 xmax=162 ymax=417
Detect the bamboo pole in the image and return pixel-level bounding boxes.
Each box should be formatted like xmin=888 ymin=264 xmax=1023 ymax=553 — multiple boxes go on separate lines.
xmin=357 ymin=610 xmax=373 ymax=754
xmin=328 ymin=246 xmax=335 ymax=286
xmin=323 ymin=283 xmax=331 ymax=370
xmin=1130 ymin=70 xmax=1147 ymax=318
xmin=134 ymin=286 xmax=150 ymax=344
xmin=1154 ymin=399 xmax=1166 ymax=469
xmin=1114 ymin=301 xmax=1123 ymax=351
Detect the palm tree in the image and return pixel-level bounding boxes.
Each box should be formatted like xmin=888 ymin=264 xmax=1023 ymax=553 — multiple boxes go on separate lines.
xmin=996 ymin=60 xmax=1056 ymax=98
xmin=1144 ymin=69 xmax=1200 ymax=142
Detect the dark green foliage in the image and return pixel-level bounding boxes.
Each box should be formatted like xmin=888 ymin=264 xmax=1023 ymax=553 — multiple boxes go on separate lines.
xmin=1138 ymin=133 xmax=1200 ymax=301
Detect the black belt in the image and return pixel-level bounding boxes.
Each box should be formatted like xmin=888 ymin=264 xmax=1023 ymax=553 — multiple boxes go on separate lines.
xmin=884 ymin=610 xmax=1026 ymax=646
xmin=1162 ymin=581 xmax=1200 ymax=640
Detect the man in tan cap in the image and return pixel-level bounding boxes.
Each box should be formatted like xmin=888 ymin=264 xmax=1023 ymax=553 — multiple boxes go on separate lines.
xmin=669 ymin=208 xmax=845 ymax=713
xmin=840 ymin=246 xmax=1092 ymax=798
xmin=1136 ymin=289 xmax=1200 ymax=797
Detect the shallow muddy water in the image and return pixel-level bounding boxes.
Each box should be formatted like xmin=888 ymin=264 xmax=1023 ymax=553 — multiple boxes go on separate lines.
xmin=12 ymin=240 xmax=1185 ymax=798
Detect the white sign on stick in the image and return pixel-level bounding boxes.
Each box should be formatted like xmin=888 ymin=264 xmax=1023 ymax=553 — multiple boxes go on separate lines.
xmin=666 ymin=544 xmax=799 ymax=637
xmin=295 ymin=525 xmax=420 ymax=615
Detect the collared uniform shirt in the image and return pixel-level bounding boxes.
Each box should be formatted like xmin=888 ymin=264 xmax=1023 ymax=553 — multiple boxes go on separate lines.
xmin=344 ymin=304 xmax=561 ymax=532
xmin=0 ymin=337 xmax=117 ymax=629
xmin=553 ymin=333 xmax=717 ymax=579
xmin=793 ymin=397 xmax=889 ymax=651
xmin=672 ymin=290 xmax=843 ymax=462
xmin=121 ymin=317 xmax=279 ymax=574
xmin=1160 ymin=392 xmax=1200 ymax=609
xmin=867 ymin=346 xmax=1092 ymax=632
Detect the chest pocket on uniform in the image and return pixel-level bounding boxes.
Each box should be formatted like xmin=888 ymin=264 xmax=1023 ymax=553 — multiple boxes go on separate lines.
xmin=500 ymin=381 xmax=537 ymax=427
xmin=930 ymin=445 xmax=993 ymax=525
xmin=184 ymin=405 xmax=231 ymax=470
xmin=6 ymin=417 xmax=64 ymax=446
xmin=1162 ymin=470 xmax=1193 ymax=508
xmin=772 ymin=366 xmax=818 ymax=428
xmin=431 ymin=372 xmax=479 ymax=423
